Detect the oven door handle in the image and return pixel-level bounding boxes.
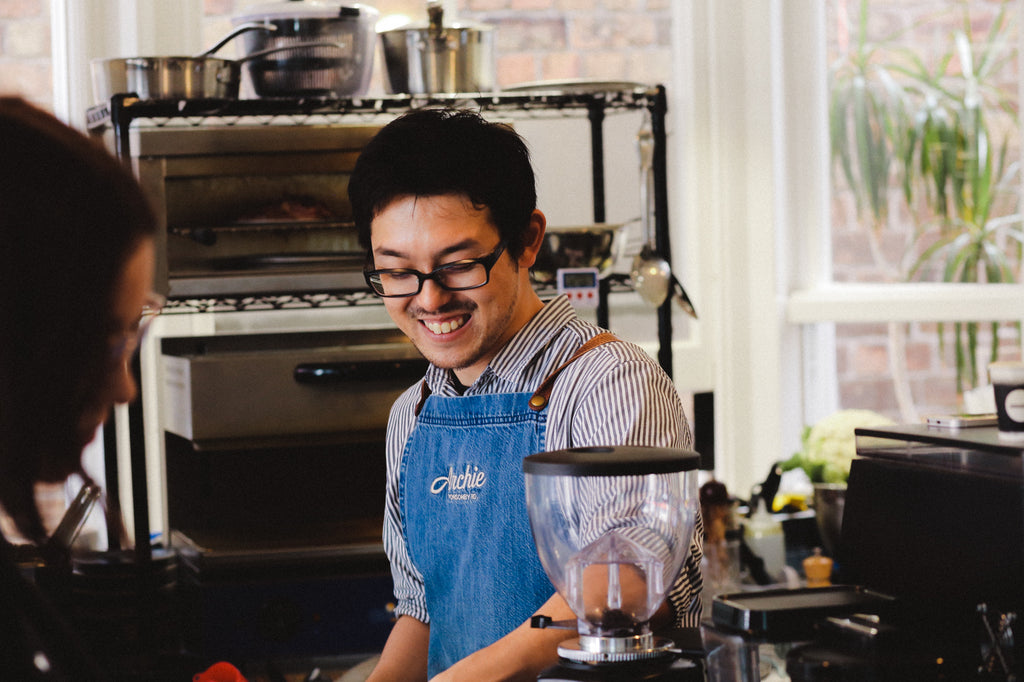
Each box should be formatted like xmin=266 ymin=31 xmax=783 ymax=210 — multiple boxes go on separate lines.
xmin=294 ymin=359 xmax=428 ymax=384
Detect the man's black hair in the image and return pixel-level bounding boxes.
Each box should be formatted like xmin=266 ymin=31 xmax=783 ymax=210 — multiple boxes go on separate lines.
xmin=349 ymin=108 xmax=537 ymax=259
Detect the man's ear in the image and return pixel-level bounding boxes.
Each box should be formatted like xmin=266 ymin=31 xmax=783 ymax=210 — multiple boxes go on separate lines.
xmin=518 ymin=210 xmax=547 ymax=269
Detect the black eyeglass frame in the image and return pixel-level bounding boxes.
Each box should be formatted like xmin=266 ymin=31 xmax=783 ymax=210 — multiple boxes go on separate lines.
xmin=364 ymin=242 xmax=508 ymax=298
xmin=107 ymin=292 xmax=165 ymax=367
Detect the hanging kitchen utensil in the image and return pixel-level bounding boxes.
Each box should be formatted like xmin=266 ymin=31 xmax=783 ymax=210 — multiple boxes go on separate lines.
xmin=670 ymin=272 xmax=698 ymax=319
xmin=378 ymin=0 xmax=496 ymax=94
xmin=630 ymin=113 xmax=671 ymax=307
xmin=39 ymin=482 xmax=101 ymax=565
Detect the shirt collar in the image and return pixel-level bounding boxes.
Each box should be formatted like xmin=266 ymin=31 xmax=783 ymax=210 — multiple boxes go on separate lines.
xmin=423 ymin=295 xmax=577 ymax=395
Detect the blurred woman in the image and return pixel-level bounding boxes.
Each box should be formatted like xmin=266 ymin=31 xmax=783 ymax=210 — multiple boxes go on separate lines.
xmin=0 ymin=97 xmax=158 ymax=681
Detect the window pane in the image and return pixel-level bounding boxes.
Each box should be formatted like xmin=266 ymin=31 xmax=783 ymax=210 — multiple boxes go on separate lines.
xmin=833 ymin=320 xmax=1021 ymax=420
xmin=826 ymin=0 xmax=1023 ymax=413
xmin=828 ymin=0 xmax=1021 ymax=286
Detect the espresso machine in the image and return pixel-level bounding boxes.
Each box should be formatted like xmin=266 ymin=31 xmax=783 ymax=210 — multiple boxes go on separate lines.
xmin=522 ymin=446 xmax=703 ymax=681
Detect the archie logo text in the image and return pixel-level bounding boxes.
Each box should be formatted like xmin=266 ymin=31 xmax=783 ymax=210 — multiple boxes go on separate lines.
xmin=431 ymin=464 xmax=486 ymax=500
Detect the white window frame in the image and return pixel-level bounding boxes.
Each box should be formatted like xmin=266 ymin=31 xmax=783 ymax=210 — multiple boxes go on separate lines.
xmin=670 ymin=0 xmax=1024 ymax=495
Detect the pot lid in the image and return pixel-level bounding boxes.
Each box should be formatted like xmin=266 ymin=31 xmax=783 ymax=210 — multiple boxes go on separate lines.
xmin=377 ymin=17 xmax=494 ymax=33
xmin=233 ymin=0 xmax=379 ymax=22
xmin=377 ymin=1 xmax=492 ymax=33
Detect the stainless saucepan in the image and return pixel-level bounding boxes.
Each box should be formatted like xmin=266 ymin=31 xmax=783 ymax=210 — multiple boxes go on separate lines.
xmin=379 ymin=0 xmax=495 ymax=94
xmin=91 ymin=40 xmax=345 ymax=103
xmin=90 ymin=22 xmax=275 ymax=103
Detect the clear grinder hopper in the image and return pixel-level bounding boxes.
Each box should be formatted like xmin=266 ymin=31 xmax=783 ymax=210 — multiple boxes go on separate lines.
xmin=523 ymin=446 xmax=699 ymax=675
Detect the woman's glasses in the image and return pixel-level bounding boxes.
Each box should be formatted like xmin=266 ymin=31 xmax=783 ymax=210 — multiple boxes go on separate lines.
xmin=108 ymin=292 xmax=165 ymax=367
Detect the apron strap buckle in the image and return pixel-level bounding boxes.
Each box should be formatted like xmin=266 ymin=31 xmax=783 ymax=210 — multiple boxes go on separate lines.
xmin=528 ymin=332 xmax=619 ymax=411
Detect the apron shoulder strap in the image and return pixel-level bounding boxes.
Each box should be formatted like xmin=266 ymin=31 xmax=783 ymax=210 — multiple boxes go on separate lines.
xmin=414 ymin=379 xmax=432 ymax=416
xmin=528 ymin=332 xmax=620 ymax=411
xmin=415 ymin=332 xmax=620 ymax=415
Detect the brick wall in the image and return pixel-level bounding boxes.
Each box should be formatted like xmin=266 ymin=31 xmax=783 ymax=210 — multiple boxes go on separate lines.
xmin=0 ymin=0 xmax=51 ymax=110
xmin=198 ymin=1 xmax=673 ymax=87
xmin=456 ymin=0 xmax=674 ymax=86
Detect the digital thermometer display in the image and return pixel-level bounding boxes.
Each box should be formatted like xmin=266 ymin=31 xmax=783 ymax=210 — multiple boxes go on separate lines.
xmin=556 ymin=267 xmax=601 ymax=308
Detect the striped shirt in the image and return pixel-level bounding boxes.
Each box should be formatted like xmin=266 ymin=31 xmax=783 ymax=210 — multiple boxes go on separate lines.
xmin=381 ymin=295 xmax=705 ymax=629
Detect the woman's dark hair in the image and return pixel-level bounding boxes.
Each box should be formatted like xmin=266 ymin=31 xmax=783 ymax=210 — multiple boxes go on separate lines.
xmin=349 ymin=108 xmax=537 ymax=258
xmin=0 ymin=97 xmax=157 ymax=542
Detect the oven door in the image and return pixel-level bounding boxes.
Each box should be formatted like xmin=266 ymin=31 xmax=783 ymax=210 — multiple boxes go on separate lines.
xmin=161 ymin=328 xmax=426 ymax=660
xmin=162 ymin=328 xmax=425 ymax=444
xmin=131 ymin=123 xmax=382 ymax=298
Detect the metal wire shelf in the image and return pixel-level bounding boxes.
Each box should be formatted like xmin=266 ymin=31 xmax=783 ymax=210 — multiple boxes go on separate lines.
xmin=85 ymin=86 xmax=662 ymax=132
xmin=160 ymin=273 xmax=637 ymax=314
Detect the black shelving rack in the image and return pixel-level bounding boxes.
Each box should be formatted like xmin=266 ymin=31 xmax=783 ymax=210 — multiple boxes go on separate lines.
xmin=87 ymin=86 xmax=682 ymax=553
xmin=87 ymin=85 xmax=676 ymax=374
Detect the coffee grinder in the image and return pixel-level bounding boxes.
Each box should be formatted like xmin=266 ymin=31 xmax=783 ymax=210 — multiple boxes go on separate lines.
xmin=522 ymin=446 xmax=702 ymax=681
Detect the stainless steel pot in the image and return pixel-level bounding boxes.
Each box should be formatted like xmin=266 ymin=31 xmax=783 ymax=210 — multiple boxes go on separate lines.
xmin=89 ymin=22 xmax=275 ymax=104
xmin=91 ymin=54 xmax=234 ymax=103
xmin=232 ymin=1 xmax=379 ymax=97
xmin=531 ymin=223 xmax=629 ymax=284
xmin=91 ymin=43 xmax=343 ymax=103
xmin=119 ymin=56 xmax=242 ymax=100
xmin=379 ymin=1 xmax=495 ymax=94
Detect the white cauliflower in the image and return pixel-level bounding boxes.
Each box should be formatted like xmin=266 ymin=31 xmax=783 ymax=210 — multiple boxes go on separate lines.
xmin=785 ymin=409 xmax=895 ymax=483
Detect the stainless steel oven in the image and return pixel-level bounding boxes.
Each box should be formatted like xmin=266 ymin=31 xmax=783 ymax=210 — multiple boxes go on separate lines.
xmin=160 ymin=326 xmax=426 ymax=661
xmin=117 ymin=118 xmax=428 ymax=662
xmin=127 ymin=120 xmax=382 ymax=299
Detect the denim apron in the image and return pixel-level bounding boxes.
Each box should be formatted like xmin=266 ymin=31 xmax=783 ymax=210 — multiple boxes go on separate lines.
xmin=400 ymin=333 xmax=617 ymax=677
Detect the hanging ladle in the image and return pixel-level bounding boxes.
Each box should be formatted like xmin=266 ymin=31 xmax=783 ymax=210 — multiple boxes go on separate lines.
xmin=630 ymin=116 xmax=671 ymax=307
xmin=628 ymin=116 xmax=698 ymax=318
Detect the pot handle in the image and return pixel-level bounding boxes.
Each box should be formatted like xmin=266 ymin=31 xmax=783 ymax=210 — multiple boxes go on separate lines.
xmin=427 ymin=0 xmax=444 ymax=37
xmin=195 ymin=22 xmax=277 ymax=58
xmin=294 ymin=359 xmax=428 ymax=384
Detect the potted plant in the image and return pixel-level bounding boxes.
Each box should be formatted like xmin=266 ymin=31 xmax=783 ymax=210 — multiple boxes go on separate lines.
xmin=781 ymin=409 xmax=894 ymax=555
xmin=829 ymin=0 xmax=1022 ymax=408
xmin=902 ymin=23 xmax=1024 ymax=393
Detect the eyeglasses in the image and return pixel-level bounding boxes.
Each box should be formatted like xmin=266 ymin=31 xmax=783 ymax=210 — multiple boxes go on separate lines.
xmin=364 ymin=242 xmax=507 ymax=298
xmin=107 ymin=292 xmax=165 ymax=367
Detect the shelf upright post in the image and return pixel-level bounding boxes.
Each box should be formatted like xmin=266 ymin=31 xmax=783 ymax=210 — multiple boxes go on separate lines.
xmin=650 ymin=85 xmax=673 ymax=377
xmin=102 ymin=409 xmax=123 ymax=550
xmin=588 ymin=99 xmax=611 ymax=330
xmin=105 ymin=95 xmax=153 ymax=561
xmin=109 ymin=93 xmax=135 ymax=166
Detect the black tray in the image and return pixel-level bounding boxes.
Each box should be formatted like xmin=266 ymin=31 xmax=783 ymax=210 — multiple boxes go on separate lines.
xmin=710 ymin=585 xmax=897 ymax=642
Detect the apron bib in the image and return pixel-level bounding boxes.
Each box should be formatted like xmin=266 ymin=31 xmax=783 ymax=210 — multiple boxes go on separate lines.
xmin=399 ymin=333 xmax=618 ymax=676
xmin=401 ymin=391 xmax=551 ymax=677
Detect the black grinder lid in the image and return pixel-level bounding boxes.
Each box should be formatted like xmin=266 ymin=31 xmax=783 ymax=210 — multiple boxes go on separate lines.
xmin=523 ymin=446 xmax=699 ymax=477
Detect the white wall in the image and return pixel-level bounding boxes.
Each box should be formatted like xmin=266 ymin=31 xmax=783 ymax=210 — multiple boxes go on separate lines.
xmin=52 ymin=0 xmax=204 ymax=127
xmin=672 ymin=0 xmax=828 ymax=495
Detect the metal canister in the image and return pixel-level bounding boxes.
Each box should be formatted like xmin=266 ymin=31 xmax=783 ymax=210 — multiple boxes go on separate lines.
xmin=379 ymin=1 xmax=495 ymax=94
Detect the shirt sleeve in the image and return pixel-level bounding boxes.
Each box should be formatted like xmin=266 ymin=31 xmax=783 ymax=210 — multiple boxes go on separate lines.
xmin=544 ymin=341 xmax=704 ymax=627
xmin=380 ymin=381 xmax=430 ymax=624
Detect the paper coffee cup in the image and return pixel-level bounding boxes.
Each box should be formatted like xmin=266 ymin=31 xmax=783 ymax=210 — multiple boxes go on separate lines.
xmin=988 ymin=361 xmax=1024 ymax=440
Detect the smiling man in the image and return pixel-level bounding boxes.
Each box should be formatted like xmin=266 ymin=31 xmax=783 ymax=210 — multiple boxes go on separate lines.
xmin=348 ymin=108 xmax=702 ymax=682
